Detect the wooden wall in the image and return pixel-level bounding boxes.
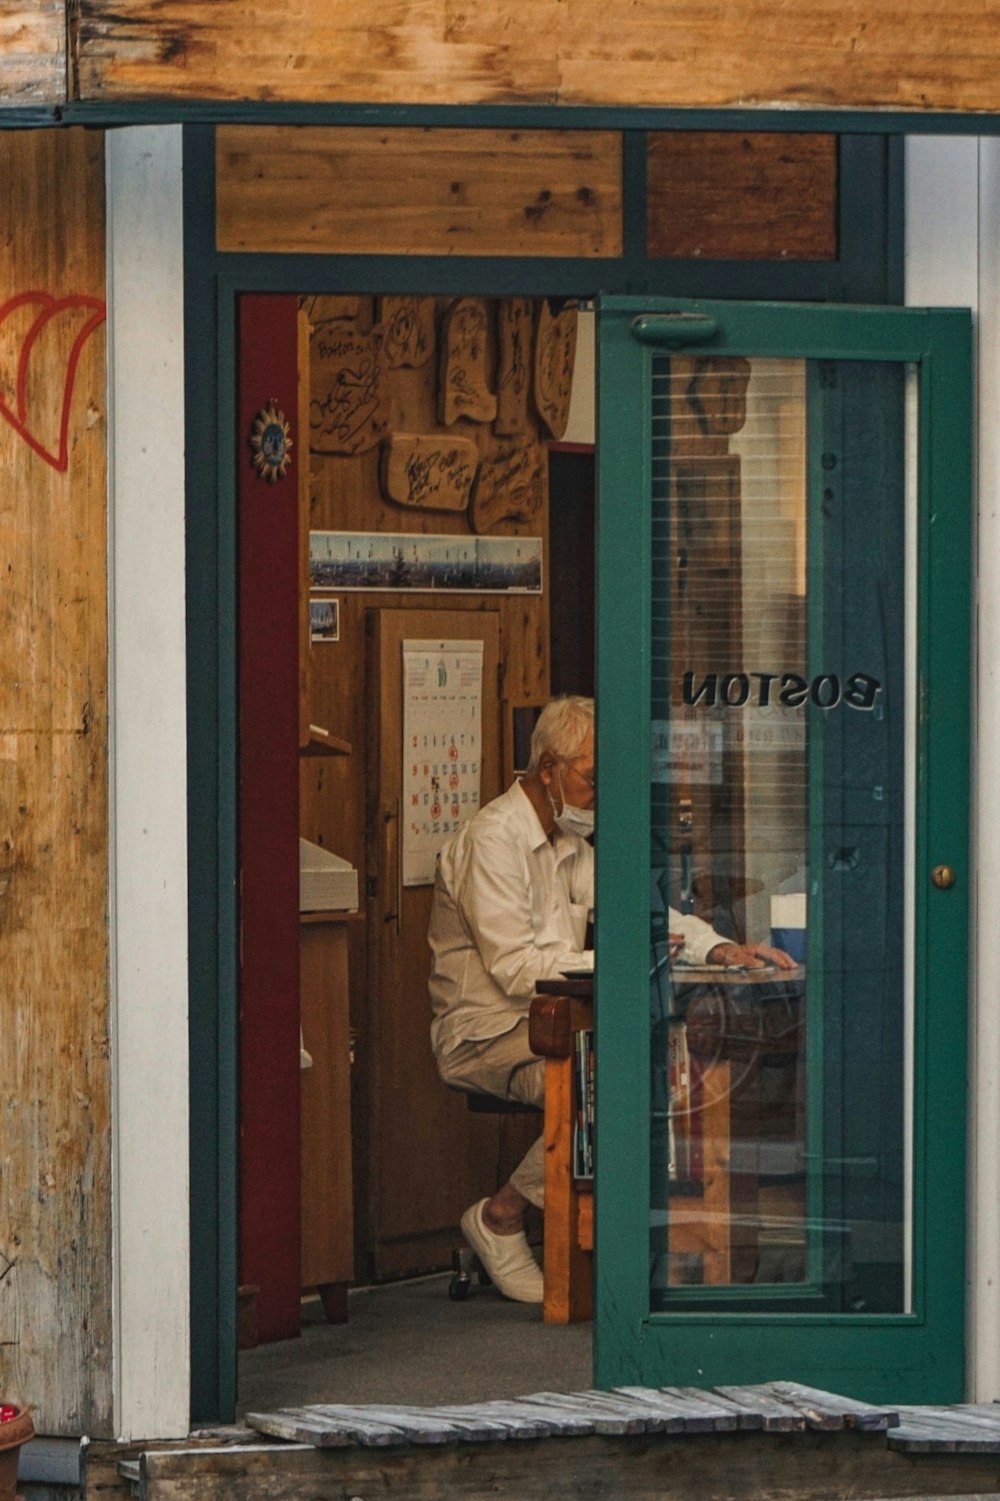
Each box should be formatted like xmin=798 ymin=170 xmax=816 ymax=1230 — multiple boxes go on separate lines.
xmin=216 ymin=126 xmax=838 ymax=264
xmin=0 ymin=131 xmax=112 ymax=1435
xmin=0 ymin=4 xmax=66 ymax=104
xmin=70 ymin=0 xmax=1000 ymax=112
xmin=299 ymin=294 xmax=555 ymax=1275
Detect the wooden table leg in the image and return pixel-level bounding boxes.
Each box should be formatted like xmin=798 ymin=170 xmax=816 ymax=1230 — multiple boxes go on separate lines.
xmin=543 ymin=1049 xmax=594 ymax=1324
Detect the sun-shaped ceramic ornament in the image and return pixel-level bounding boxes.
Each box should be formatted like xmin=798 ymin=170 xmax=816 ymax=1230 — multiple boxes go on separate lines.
xmin=250 ymin=400 xmax=293 ymax=482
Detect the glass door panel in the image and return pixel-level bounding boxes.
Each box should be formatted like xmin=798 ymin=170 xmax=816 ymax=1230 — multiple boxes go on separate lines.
xmin=595 ymin=299 xmax=971 ymax=1402
xmin=648 ymin=354 xmax=910 ymax=1315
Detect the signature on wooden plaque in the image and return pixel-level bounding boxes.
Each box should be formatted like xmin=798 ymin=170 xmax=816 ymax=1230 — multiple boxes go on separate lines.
xmin=310 ymin=320 xmax=387 ymax=455
xmin=495 ymin=297 xmax=534 ymax=437
xmin=470 ymin=444 xmax=544 ymax=534
xmin=534 ymin=301 xmax=577 ymax=441
xmin=439 ymin=297 xmax=498 ymax=426
xmin=379 ymin=432 xmax=479 ymax=512
xmin=377 ymin=295 xmax=435 ymax=369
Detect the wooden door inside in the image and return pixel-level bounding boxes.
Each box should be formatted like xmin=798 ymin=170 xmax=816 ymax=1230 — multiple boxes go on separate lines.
xmin=365 ymin=606 xmax=538 ymax=1279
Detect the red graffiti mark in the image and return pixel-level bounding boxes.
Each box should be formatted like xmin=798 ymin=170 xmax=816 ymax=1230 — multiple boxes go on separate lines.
xmin=0 ymin=292 xmax=106 ymax=472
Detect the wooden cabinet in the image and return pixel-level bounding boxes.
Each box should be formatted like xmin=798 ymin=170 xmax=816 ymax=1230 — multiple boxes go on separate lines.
xmin=300 ymin=912 xmax=359 ymax=1317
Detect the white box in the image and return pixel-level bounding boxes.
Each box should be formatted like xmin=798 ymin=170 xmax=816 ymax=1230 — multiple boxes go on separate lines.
xmin=299 ymin=838 xmax=359 ymax=912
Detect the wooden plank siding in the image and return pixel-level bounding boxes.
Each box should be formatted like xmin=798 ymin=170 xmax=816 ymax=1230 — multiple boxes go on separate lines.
xmin=216 ymin=128 xmax=622 ymax=257
xmin=0 ymin=130 xmax=112 ymax=1435
xmin=0 ymin=3 xmax=66 ymax=105
xmin=646 ymin=134 xmax=838 ymax=261
xmin=71 ymin=0 xmax=1000 ymax=112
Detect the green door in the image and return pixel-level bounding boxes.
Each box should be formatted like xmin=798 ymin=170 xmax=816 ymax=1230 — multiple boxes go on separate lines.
xmin=594 ymin=297 xmax=971 ymax=1402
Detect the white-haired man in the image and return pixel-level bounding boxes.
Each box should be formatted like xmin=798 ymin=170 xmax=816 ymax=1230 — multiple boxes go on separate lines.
xmin=428 ymin=694 xmax=792 ymax=1303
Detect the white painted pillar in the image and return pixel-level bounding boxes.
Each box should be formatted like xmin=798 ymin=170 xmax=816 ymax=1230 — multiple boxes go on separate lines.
xmin=906 ymin=135 xmax=1000 ymax=1401
xmin=106 ymin=125 xmax=190 ymax=1439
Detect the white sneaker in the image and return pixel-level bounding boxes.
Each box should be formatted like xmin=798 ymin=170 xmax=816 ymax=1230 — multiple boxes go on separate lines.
xmin=460 ymin=1199 xmax=544 ymax=1304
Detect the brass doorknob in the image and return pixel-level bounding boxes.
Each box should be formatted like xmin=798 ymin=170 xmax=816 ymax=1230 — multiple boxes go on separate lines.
xmin=931 ymin=864 xmax=957 ymax=889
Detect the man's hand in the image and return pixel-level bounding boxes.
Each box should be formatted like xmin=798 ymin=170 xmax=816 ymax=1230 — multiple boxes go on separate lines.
xmin=668 ymin=932 xmax=685 ymax=959
xmin=706 ymin=940 xmax=797 ymax=971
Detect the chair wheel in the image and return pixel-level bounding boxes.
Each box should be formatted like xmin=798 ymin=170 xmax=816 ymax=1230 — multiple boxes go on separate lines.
xmin=449 ymin=1274 xmax=470 ymax=1301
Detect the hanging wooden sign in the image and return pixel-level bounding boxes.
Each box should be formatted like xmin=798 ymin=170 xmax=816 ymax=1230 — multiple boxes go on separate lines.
xmin=377 ymin=295 xmax=435 ymax=369
xmin=302 ymin=293 xmax=361 ymax=323
xmin=439 ymin=297 xmax=498 ymax=426
xmin=685 ymin=355 xmax=752 ymax=436
xmin=309 ymin=319 xmax=387 ymax=455
xmin=379 ymin=432 xmax=478 ymax=512
xmin=534 ymin=301 xmax=577 ymax=440
xmin=494 ymin=297 xmax=534 ymax=437
xmin=470 ymin=444 xmax=544 ymax=533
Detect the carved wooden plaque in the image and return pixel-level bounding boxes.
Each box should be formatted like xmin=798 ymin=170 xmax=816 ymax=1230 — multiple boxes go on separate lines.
xmin=379 ymin=432 xmax=478 ymax=512
xmin=685 ymin=356 xmax=752 ymax=436
xmin=534 ymin=302 xmax=577 ymax=440
xmin=309 ymin=319 xmax=387 ymax=455
xmin=495 ymin=297 xmax=534 ymax=437
xmin=302 ymin=293 xmax=361 ymax=322
xmin=470 ymin=444 xmax=544 ymax=533
xmin=439 ymin=297 xmax=498 ymax=426
xmin=377 ymin=295 xmax=435 ymax=369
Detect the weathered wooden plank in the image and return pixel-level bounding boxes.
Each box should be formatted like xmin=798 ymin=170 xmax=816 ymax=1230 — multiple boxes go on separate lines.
xmin=216 ymin=125 xmax=622 ymax=257
xmin=0 ymin=127 xmax=111 ymax=1438
xmin=767 ymin=1380 xmax=899 ymax=1432
xmin=107 ymin=1429 xmax=1000 ymax=1501
xmin=713 ymin=1383 xmax=809 ymax=1431
xmin=244 ymin=1406 xmax=396 ymax=1447
xmin=616 ymin=1387 xmax=738 ymax=1433
xmin=73 ymin=0 xmax=1000 ymax=112
xmin=0 ymin=3 xmax=66 ymax=104
xmin=889 ymin=1406 xmax=1000 ymax=1453
xmin=757 ymin=1381 xmax=844 ymax=1430
xmin=520 ymin=1389 xmax=667 ymax=1434
xmin=646 ymin=134 xmax=837 ymax=262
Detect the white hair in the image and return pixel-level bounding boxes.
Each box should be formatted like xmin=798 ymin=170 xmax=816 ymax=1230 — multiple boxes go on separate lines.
xmin=526 ymin=695 xmax=594 ymax=774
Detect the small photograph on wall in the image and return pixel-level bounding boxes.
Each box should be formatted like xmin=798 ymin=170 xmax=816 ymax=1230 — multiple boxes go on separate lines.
xmin=310 ymin=596 xmax=340 ymax=642
xmin=310 ymin=530 xmax=543 ymax=595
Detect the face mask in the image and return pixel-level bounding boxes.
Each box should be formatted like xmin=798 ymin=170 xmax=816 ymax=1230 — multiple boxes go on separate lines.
xmin=549 ymin=769 xmax=595 ymax=839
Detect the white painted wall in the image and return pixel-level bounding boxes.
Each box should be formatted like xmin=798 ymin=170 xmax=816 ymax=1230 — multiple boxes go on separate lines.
xmin=906 ymin=135 xmax=1000 ymax=1401
xmin=106 ymin=125 xmax=190 ymax=1439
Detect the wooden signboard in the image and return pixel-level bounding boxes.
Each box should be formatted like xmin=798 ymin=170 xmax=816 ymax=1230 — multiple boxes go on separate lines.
xmin=379 ymin=432 xmax=478 ymax=512
xmin=495 ymin=297 xmax=534 ymax=437
xmin=534 ymin=302 xmax=577 ymax=440
xmin=470 ymin=444 xmax=544 ymax=533
xmin=377 ymin=295 xmax=435 ymax=368
xmin=439 ymin=297 xmax=497 ymax=426
xmin=309 ymin=318 xmax=387 ymax=455
xmin=685 ymin=355 xmax=752 ymax=436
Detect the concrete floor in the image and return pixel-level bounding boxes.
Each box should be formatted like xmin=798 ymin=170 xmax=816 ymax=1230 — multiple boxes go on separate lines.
xmin=237 ymin=1274 xmax=592 ymax=1416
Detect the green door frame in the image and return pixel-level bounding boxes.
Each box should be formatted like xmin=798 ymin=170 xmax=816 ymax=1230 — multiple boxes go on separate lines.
xmin=177 ymin=120 xmax=902 ymax=1423
xmin=594 ymin=295 xmax=971 ymax=1402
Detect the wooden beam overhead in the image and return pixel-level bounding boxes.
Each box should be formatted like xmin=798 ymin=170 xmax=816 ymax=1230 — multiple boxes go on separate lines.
xmin=74 ymin=0 xmax=1000 ymax=112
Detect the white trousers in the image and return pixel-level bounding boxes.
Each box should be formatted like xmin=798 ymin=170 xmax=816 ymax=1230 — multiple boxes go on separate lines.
xmin=436 ymin=1019 xmax=545 ymax=1208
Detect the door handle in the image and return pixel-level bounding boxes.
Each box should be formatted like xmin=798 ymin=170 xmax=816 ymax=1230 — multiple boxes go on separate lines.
xmin=383 ymin=800 xmax=401 ymax=933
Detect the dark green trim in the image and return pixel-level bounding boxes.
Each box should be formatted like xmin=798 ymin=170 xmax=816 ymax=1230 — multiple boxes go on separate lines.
xmin=6 ymin=98 xmax=1000 ymax=133
xmin=185 ymin=123 xmax=239 ymax=1428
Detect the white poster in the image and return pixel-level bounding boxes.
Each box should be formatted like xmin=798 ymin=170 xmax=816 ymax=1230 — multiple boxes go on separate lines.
xmin=402 ymin=639 xmax=484 ymax=886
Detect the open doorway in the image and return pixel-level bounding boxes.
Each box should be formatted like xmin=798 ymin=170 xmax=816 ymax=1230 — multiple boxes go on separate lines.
xmin=235 ymin=291 xmax=597 ymax=1410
